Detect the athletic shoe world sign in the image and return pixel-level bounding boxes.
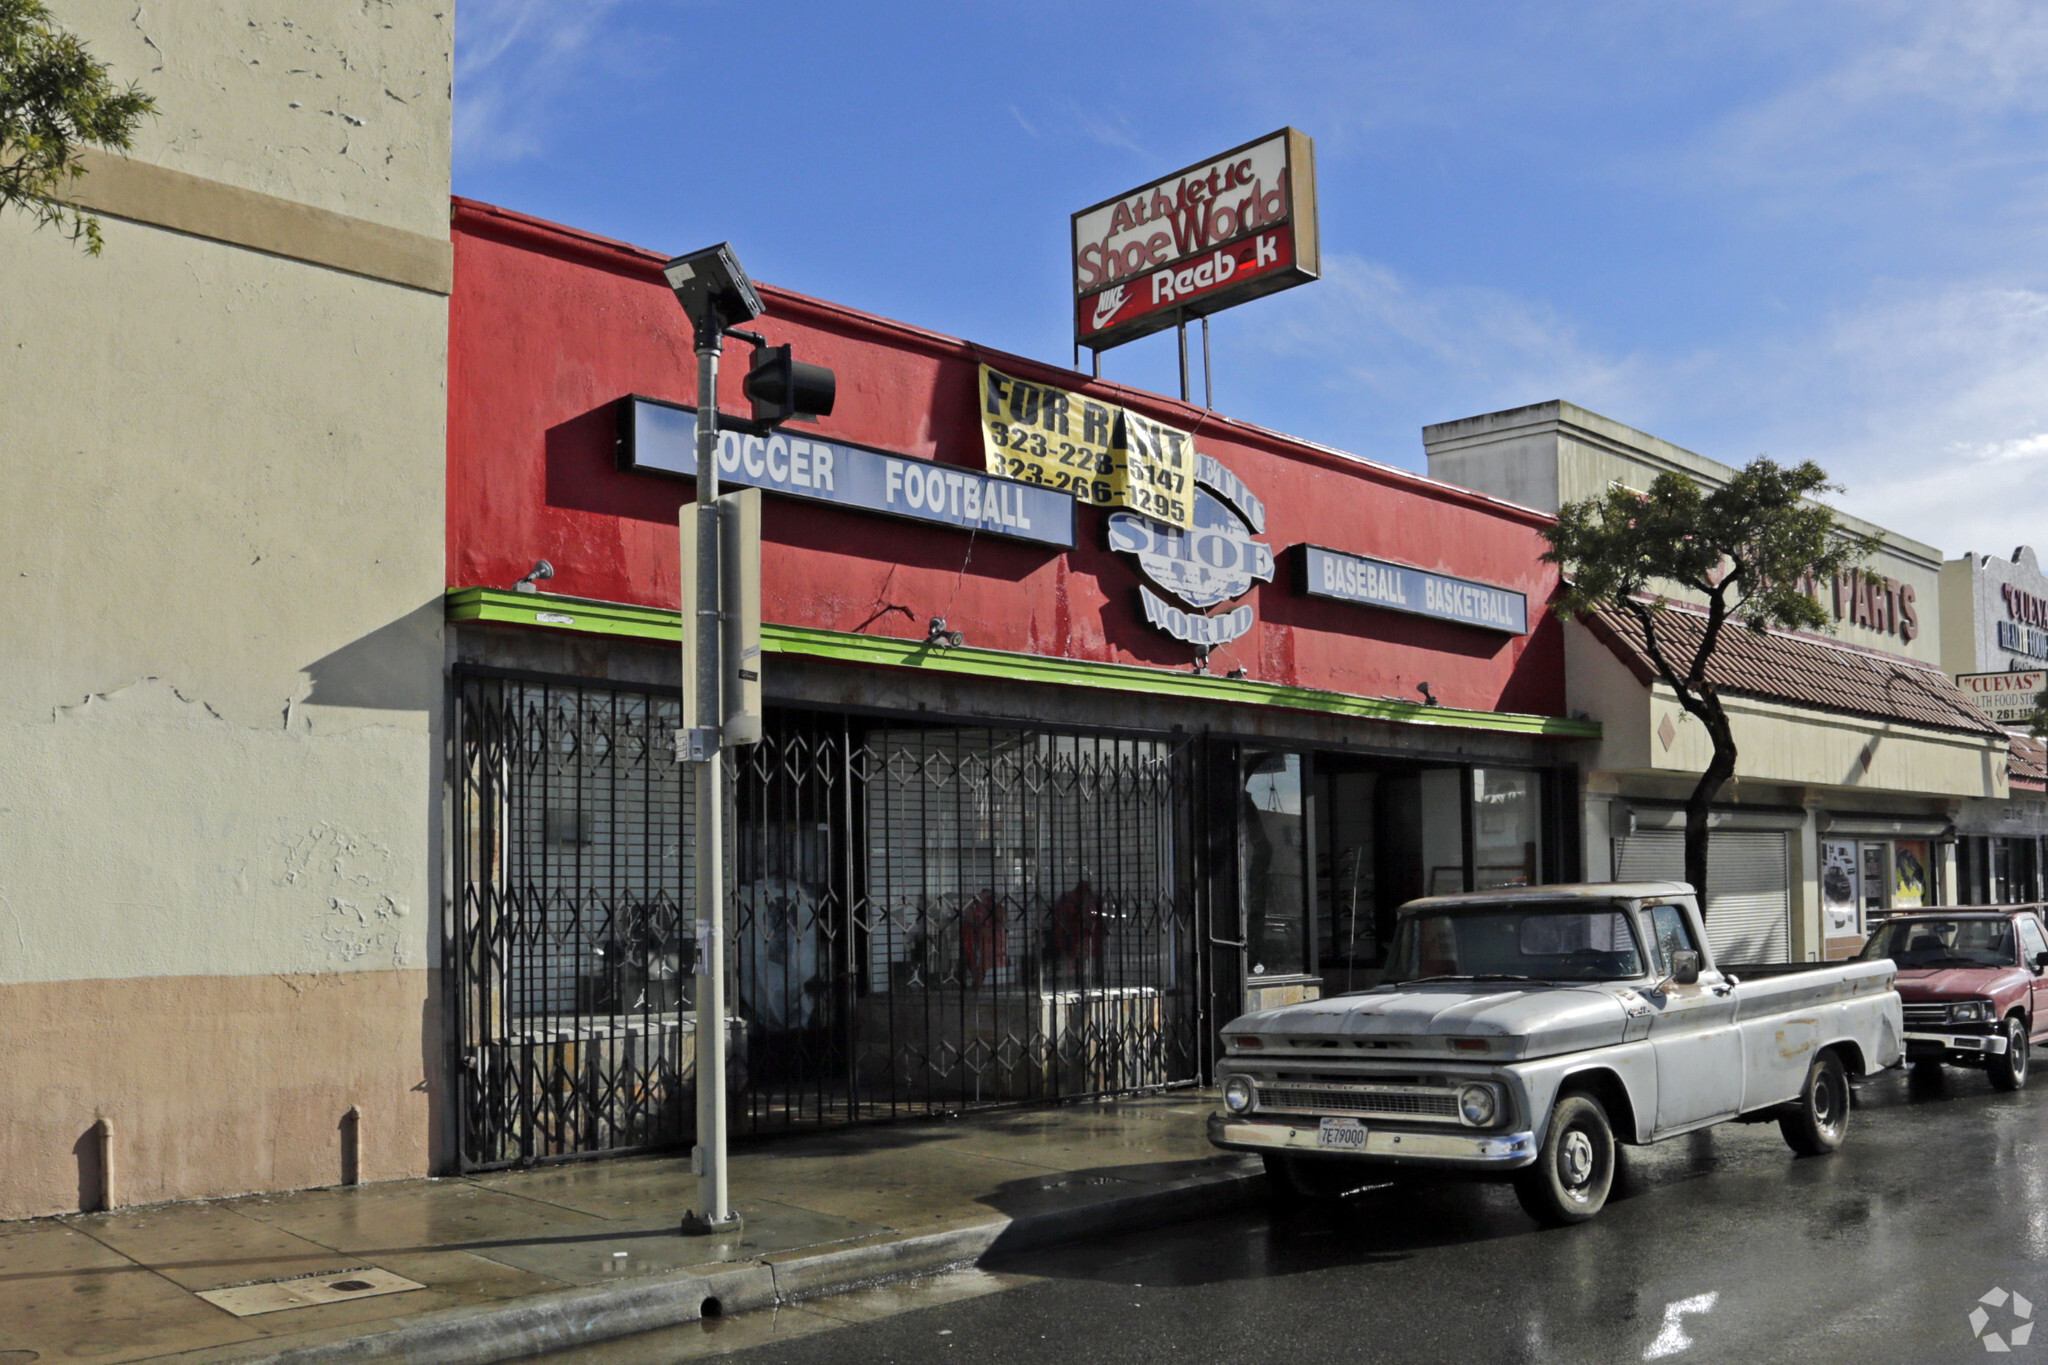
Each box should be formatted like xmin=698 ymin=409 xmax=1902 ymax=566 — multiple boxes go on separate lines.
xmin=617 ymin=396 xmax=1075 ymax=549
xmin=1107 ymin=453 xmax=1275 ymax=650
xmin=1071 ymin=127 xmax=1320 ymax=352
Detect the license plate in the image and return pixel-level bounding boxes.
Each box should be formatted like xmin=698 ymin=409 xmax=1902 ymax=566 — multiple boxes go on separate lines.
xmin=1316 ymin=1117 xmax=1368 ymax=1151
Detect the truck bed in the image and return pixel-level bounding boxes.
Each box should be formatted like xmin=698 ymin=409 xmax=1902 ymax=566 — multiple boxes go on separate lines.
xmin=1721 ymin=960 xmax=1864 ymax=978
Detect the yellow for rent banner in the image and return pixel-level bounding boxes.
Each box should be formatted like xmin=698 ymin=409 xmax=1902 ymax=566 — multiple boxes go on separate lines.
xmin=978 ymin=365 xmax=1194 ymax=528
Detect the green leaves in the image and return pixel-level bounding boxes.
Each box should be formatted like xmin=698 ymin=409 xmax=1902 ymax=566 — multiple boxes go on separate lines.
xmin=1543 ymin=457 xmax=1877 ymax=647
xmin=1 ymin=0 xmax=156 ymax=255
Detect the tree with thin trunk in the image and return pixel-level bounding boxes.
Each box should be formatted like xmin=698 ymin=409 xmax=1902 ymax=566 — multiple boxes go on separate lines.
xmin=1 ymin=0 xmax=154 ymax=255
xmin=1543 ymin=459 xmax=1876 ymax=906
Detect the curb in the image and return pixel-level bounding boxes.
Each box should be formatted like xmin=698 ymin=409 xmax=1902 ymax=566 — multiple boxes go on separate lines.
xmin=174 ymin=1159 xmax=1265 ymax=1365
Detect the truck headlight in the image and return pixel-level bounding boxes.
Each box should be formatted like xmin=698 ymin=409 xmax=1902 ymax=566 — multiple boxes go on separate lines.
xmin=1458 ymin=1083 xmax=1499 ymax=1127
xmin=1223 ymin=1076 xmax=1256 ymax=1114
xmin=1950 ymin=1001 xmax=1994 ymax=1024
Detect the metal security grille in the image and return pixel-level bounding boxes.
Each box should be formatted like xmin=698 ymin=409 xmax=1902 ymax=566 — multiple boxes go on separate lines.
xmin=1613 ymin=829 xmax=1791 ymax=963
xmin=454 ymin=671 xmax=1205 ymax=1169
xmin=453 ymin=670 xmax=695 ymax=1170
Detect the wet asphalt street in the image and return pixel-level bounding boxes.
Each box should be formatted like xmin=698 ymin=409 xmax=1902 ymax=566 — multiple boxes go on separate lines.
xmin=553 ymin=1064 xmax=2048 ymax=1365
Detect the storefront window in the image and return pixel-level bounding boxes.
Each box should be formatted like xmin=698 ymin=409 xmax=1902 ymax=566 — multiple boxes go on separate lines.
xmin=1822 ymin=839 xmax=1859 ymax=937
xmin=1472 ymin=769 xmax=1542 ymax=890
xmin=1420 ymin=768 xmax=1466 ymax=897
xmin=1892 ymin=840 xmax=1930 ymax=911
xmin=1860 ymin=843 xmax=1889 ymax=924
xmin=1316 ymin=769 xmax=1378 ymax=968
xmin=1243 ymin=751 xmax=1308 ymax=977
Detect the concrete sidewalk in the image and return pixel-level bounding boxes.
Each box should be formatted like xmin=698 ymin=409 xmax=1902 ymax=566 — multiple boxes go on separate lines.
xmin=0 ymin=1093 xmax=1261 ymax=1365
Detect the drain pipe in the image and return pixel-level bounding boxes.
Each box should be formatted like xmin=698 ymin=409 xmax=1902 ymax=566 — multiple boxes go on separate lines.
xmin=92 ymin=1116 xmax=115 ymax=1211
xmin=340 ymin=1106 xmax=361 ymax=1187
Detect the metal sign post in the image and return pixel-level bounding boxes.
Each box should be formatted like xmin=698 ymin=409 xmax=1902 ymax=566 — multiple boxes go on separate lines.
xmin=680 ymin=314 xmax=741 ymax=1238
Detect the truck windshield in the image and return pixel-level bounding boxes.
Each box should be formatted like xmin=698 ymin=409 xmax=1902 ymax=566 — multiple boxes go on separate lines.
xmin=1384 ymin=905 xmax=1646 ymax=983
xmin=1859 ymin=918 xmax=2015 ymax=970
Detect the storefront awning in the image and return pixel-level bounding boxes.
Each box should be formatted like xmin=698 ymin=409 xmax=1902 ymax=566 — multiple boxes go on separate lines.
xmin=446 ymin=586 xmax=1601 ymax=740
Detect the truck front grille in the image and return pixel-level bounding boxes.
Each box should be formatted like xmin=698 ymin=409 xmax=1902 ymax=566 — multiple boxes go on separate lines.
xmin=1256 ymin=1084 xmax=1461 ymax=1121
xmin=1903 ymin=1004 xmax=1950 ymax=1028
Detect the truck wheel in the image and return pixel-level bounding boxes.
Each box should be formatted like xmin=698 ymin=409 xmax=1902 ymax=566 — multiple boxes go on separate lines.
xmin=1513 ymin=1093 xmax=1614 ymax=1226
xmin=1989 ymin=1017 xmax=2030 ymax=1092
xmin=1779 ymin=1051 xmax=1850 ymax=1155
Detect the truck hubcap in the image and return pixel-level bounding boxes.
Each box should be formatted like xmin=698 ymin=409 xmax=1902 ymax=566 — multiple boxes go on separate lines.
xmin=1561 ymin=1130 xmax=1595 ymax=1187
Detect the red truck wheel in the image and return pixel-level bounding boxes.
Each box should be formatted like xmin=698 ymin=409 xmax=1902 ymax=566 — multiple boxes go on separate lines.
xmin=1990 ymin=1017 xmax=2030 ymax=1092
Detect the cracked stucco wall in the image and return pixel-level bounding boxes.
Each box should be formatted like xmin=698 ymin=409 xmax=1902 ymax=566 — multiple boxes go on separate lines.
xmin=0 ymin=214 xmax=449 ymax=986
xmin=0 ymin=4 xmax=451 ymax=1213
xmin=52 ymin=1 xmax=452 ymax=238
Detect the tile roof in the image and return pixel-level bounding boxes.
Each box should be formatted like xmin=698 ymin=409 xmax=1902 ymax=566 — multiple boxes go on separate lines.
xmin=2010 ymin=733 xmax=2046 ymax=789
xmin=1584 ymin=601 xmax=2008 ymax=738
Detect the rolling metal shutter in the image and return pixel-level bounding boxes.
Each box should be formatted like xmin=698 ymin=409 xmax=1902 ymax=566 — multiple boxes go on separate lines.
xmin=1612 ymin=829 xmax=1790 ymax=964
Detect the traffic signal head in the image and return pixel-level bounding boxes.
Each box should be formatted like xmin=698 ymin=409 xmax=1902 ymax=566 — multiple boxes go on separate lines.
xmin=743 ymin=344 xmax=837 ymax=428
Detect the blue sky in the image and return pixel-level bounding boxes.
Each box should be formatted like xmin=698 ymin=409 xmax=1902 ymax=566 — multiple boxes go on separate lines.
xmin=454 ymin=0 xmax=2048 ymax=558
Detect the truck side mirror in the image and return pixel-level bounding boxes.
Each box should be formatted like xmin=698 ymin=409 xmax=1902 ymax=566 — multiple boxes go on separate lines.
xmin=2033 ymin=950 xmax=2048 ymax=972
xmin=1671 ymin=950 xmax=1701 ymax=986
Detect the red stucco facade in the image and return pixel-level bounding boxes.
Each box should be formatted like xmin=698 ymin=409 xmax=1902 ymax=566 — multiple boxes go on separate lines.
xmin=447 ymin=198 xmax=1565 ymax=717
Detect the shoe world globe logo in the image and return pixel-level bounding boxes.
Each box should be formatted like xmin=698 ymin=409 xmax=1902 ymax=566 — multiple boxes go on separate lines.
xmin=1972 ymin=1287 xmax=2034 ymax=1352
xmin=1107 ymin=453 xmax=1274 ymax=651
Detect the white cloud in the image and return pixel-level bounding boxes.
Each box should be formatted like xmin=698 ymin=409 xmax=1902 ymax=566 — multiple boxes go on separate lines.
xmin=455 ymin=0 xmax=633 ymax=164
xmin=1672 ymin=0 xmax=2048 ymax=217
xmin=1253 ymin=252 xmax=1640 ymax=418
xmin=1777 ymin=282 xmax=2048 ymax=554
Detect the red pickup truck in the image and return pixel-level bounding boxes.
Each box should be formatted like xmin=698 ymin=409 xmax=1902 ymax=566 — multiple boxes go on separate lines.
xmin=1857 ymin=909 xmax=2048 ymax=1090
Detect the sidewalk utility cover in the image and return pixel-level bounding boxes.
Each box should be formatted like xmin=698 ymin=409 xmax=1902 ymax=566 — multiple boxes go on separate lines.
xmin=196 ymin=1267 xmax=423 ymax=1317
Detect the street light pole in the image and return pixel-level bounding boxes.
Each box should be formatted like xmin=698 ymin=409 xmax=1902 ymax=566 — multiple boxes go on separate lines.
xmin=682 ymin=313 xmax=740 ymax=1237
xmin=660 ymin=240 xmax=830 ymax=1239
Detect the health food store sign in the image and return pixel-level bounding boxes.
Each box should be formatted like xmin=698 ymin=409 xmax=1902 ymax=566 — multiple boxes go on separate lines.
xmin=1956 ymin=670 xmax=2047 ymax=727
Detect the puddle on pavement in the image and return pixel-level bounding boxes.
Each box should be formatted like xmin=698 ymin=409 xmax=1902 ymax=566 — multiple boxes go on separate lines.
xmin=521 ymin=1266 xmax=1039 ymax=1363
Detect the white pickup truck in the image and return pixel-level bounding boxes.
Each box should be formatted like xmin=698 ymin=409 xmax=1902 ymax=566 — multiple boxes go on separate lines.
xmin=1209 ymin=882 xmax=1903 ymax=1224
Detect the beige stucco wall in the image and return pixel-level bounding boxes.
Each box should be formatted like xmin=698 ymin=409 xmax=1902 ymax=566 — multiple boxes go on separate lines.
xmin=1425 ymin=401 xmax=1946 ymax=666
xmin=1567 ymin=617 xmax=2003 ymax=801
xmin=46 ymin=2 xmax=452 ymax=239
xmin=0 ymin=2 xmax=450 ymax=1218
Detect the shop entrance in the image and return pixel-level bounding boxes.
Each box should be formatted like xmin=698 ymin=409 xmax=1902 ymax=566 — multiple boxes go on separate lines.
xmin=450 ymin=670 xmax=1207 ymax=1170
xmin=1237 ymin=750 xmax=1555 ymax=999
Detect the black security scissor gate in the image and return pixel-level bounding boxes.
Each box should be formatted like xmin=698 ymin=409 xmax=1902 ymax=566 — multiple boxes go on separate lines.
xmin=452 ymin=668 xmax=1206 ymax=1171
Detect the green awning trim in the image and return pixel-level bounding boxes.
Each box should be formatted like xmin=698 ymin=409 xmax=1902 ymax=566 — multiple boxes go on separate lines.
xmin=446 ymin=585 xmax=1600 ymax=739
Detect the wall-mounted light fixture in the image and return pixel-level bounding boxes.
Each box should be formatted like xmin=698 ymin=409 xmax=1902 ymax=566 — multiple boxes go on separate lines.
xmin=513 ymin=560 xmax=555 ymax=593
xmin=925 ymin=616 xmax=964 ymax=649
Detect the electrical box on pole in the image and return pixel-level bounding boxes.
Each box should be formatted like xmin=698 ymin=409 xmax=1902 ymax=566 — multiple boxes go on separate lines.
xmin=676 ymin=503 xmax=717 ymax=763
xmin=676 ymin=489 xmax=761 ymax=755
xmin=719 ymin=487 xmax=762 ymax=746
